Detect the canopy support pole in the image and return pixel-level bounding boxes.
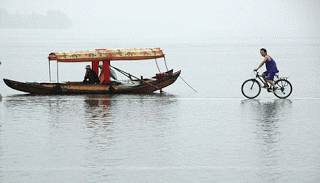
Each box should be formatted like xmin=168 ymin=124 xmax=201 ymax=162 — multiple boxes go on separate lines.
xmin=92 ymin=61 xmax=99 ymax=76
xmin=155 ymin=59 xmax=161 ymax=73
xmin=56 ymin=61 xmax=59 ymax=83
xmin=163 ymin=56 xmax=169 ymax=71
xmin=49 ymin=60 xmax=51 ymax=82
xmin=103 ymin=60 xmax=110 ymax=84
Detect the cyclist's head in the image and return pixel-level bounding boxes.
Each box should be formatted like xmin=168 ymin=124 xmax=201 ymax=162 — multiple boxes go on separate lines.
xmin=260 ymin=48 xmax=267 ymax=56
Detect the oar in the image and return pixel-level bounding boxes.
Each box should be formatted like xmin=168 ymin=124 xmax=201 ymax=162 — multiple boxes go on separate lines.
xmin=109 ymin=65 xmax=160 ymax=91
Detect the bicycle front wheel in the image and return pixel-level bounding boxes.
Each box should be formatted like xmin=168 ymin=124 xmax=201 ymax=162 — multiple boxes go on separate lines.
xmin=241 ymin=79 xmax=261 ymax=99
xmin=273 ymin=79 xmax=292 ymax=99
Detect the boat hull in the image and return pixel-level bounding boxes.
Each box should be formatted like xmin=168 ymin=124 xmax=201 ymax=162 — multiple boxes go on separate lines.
xmin=3 ymin=70 xmax=181 ymax=95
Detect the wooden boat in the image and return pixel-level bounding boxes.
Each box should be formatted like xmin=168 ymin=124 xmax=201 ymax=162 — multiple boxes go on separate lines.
xmin=3 ymin=48 xmax=181 ymax=95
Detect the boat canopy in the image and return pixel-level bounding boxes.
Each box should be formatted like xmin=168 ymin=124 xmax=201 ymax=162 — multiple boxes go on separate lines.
xmin=48 ymin=48 xmax=164 ymax=62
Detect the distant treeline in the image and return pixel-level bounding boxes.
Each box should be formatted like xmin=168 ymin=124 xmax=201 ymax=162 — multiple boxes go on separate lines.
xmin=0 ymin=8 xmax=72 ymax=29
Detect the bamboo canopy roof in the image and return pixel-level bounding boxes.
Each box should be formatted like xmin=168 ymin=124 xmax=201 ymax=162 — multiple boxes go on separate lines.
xmin=48 ymin=48 xmax=164 ymax=62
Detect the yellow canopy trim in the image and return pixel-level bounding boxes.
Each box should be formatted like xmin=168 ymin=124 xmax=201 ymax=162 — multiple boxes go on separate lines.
xmin=48 ymin=48 xmax=164 ymax=62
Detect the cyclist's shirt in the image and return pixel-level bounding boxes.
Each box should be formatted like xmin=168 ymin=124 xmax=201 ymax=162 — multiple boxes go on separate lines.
xmin=266 ymin=55 xmax=279 ymax=73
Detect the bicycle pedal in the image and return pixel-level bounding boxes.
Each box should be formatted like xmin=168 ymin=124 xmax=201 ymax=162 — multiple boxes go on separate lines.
xmin=267 ymin=88 xmax=272 ymax=92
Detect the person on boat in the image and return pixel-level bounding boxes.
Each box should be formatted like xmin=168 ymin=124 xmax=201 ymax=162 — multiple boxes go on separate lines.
xmin=83 ymin=65 xmax=100 ymax=84
xmin=254 ymin=48 xmax=279 ymax=90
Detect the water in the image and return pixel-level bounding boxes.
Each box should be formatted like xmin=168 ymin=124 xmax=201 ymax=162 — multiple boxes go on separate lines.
xmin=0 ymin=29 xmax=320 ymax=182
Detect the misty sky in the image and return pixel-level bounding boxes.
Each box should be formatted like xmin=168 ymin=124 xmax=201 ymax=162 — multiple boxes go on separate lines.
xmin=1 ymin=0 xmax=320 ymax=38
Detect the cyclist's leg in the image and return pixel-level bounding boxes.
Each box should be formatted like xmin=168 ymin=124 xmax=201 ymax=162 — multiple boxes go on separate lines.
xmin=266 ymin=72 xmax=276 ymax=87
xmin=262 ymin=72 xmax=268 ymax=87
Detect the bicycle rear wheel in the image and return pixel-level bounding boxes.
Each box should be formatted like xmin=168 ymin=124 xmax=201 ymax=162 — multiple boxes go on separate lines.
xmin=241 ymin=79 xmax=261 ymax=99
xmin=273 ymin=79 xmax=292 ymax=99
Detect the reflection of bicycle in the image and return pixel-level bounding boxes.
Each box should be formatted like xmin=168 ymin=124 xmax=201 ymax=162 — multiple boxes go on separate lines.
xmin=241 ymin=71 xmax=292 ymax=99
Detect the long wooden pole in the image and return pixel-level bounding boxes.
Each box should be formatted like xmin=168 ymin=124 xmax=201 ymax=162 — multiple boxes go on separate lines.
xmin=109 ymin=65 xmax=159 ymax=91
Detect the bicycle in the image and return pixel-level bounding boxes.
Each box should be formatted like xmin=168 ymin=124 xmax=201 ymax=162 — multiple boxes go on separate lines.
xmin=241 ymin=71 xmax=293 ymax=99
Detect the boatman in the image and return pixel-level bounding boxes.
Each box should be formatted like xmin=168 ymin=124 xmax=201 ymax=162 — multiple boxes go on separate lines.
xmin=254 ymin=48 xmax=279 ymax=91
xmin=83 ymin=65 xmax=100 ymax=84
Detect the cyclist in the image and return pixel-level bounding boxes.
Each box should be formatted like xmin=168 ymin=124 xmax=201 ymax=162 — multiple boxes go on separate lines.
xmin=254 ymin=48 xmax=279 ymax=91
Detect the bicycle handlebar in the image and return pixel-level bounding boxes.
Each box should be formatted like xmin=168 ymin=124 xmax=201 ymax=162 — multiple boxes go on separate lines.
xmin=252 ymin=70 xmax=261 ymax=78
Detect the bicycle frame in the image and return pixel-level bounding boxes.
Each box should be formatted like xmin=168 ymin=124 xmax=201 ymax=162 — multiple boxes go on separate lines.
xmin=254 ymin=71 xmax=282 ymax=86
xmin=254 ymin=72 xmax=268 ymax=88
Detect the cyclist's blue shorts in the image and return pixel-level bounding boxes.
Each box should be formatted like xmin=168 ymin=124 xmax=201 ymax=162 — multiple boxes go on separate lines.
xmin=264 ymin=71 xmax=277 ymax=81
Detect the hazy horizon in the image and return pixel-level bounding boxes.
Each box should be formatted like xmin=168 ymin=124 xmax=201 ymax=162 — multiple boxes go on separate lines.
xmin=1 ymin=0 xmax=319 ymax=39
xmin=0 ymin=8 xmax=72 ymax=29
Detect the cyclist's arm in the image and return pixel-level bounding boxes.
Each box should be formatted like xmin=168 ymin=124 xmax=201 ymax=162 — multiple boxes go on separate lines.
xmin=254 ymin=56 xmax=269 ymax=71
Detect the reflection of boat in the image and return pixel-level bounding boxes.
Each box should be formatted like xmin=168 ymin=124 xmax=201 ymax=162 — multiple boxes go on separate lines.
xmin=3 ymin=48 xmax=181 ymax=94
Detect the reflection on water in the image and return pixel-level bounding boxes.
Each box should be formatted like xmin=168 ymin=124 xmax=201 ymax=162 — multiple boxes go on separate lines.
xmin=84 ymin=95 xmax=113 ymax=129
xmin=0 ymin=94 xmax=179 ymax=182
xmin=241 ymin=99 xmax=292 ymax=182
xmin=1 ymin=95 xmax=319 ymax=182
xmin=81 ymin=94 xmax=179 ymax=181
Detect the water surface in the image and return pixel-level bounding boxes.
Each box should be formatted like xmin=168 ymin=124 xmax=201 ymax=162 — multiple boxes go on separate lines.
xmin=0 ymin=30 xmax=320 ymax=182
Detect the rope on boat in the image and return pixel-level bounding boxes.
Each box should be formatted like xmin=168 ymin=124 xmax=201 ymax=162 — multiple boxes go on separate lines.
xmin=109 ymin=65 xmax=161 ymax=92
xmin=162 ymin=56 xmax=197 ymax=93
xmin=179 ymin=76 xmax=197 ymax=92
xmin=159 ymin=56 xmax=196 ymax=93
